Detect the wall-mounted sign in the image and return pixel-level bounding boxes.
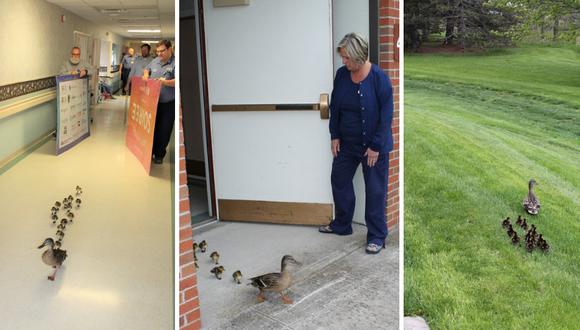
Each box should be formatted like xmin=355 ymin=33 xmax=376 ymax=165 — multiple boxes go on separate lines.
xmin=125 ymin=77 xmax=161 ymax=174
xmin=55 ymin=75 xmax=90 ymax=155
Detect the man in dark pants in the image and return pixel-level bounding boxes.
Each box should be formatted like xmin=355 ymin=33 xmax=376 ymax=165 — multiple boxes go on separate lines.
xmin=120 ymin=48 xmax=135 ymax=95
xmin=143 ymin=40 xmax=175 ymax=164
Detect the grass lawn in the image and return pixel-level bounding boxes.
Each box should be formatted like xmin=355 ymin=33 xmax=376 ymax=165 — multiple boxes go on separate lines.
xmin=404 ymin=46 xmax=580 ymax=329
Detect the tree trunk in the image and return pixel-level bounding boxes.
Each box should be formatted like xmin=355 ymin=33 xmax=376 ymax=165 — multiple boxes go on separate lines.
xmin=553 ymin=16 xmax=560 ymax=41
xmin=458 ymin=0 xmax=466 ymax=49
xmin=444 ymin=17 xmax=456 ymax=46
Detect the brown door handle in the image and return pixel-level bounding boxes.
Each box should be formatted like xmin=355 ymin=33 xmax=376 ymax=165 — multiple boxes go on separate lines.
xmin=317 ymin=93 xmax=329 ymax=119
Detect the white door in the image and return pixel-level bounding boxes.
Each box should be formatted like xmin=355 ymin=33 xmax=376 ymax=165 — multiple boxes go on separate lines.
xmin=204 ymin=0 xmax=334 ymax=225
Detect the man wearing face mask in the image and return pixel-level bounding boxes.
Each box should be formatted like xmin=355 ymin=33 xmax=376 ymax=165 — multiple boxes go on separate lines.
xmin=60 ymin=46 xmax=94 ymax=78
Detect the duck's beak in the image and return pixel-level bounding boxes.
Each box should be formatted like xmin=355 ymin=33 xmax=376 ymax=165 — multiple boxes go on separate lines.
xmin=37 ymin=242 xmax=46 ymax=249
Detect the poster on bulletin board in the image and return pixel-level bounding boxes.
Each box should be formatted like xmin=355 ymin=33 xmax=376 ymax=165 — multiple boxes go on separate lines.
xmin=125 ymin=77 xmax=161 ymax=174
xmin=55 ymin=75 xmax=90 ymax=155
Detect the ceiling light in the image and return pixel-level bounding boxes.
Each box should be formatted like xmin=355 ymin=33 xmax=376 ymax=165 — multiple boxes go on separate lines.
xmin=128 ymin=29 xmax=161 ymax=33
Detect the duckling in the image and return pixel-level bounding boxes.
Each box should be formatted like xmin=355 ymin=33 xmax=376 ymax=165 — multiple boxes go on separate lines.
xmin=521 ymin=218 xmax=528 ymax=231
xmin=535 ymin=234 xmax=544 ymax=246
xmin=38 ymin=238 xmax=67 ymax=281
xmin=54 ymin=241 xmax=62 ymax=249
xmin=516 ymin=215 xmax=523 ymax=226
xmin=233 ymin=270 xmax=243 ymax=284
xmin=211 ymin=266 xmax=224 ymax=279
xmin=192 ymin=242 xmax=198 ymax=251
xmin=511 ymin=232 xmax=520 ymax=245
xmin=55 ymin=201 xmax=61 ymax=208
xmin=60 ymin=219 xmax=68 ymax=225
xmin=67 ymin=195 xmax=74 ymax=203
xmin=51 ymin=206 xmax=58 ymax=213
xmin=506 ymin=224 xmax=515 ymax=238
xmin=56 ymin=230 xmax=65 ymax=239
xmin=501 ymin=217 xmax=510 ymax=229
xmin=75 ymin=198 xmax=81 ymax=208
xmin=195 ymin=261 xmax=199 ymax=270
xmin=525 ymin=240 xmax=534 ymax=253
xmin=249 ymin=255 xmax=302 ymax=304
xmin=539 ymin=240 xmax=550 ymax=253
xmin=193 ymin=250 xmax=198 ymax=262
xmin=210 ymin=251 xmax=220 ymax=264
xmin=523 ymin=179 xmax=541 ymax=215
xmin=76 ymin=185 xmax=82 ymax=196
xmin=199 ymin=240 xmax=208 ymax=253
xmin=51 ymin=214 xmax=58 ymax=223
xmin=67 ymin=212 xmax=74 ymax=221
xmin=57 ymin=224 xmax=66 ymax=231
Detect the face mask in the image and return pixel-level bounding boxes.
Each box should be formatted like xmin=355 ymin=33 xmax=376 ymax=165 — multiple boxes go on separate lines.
xmin=70 ymin=57 xmax=80 ymax=65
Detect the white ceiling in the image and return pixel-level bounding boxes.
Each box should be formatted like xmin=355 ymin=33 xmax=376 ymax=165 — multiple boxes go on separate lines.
xmin=46 ymin=0 xmax=174 ymax=40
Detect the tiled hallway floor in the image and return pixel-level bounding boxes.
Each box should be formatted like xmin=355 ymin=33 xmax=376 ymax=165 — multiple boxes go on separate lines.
xmin=0 ymin=97 xmax=174 ymax=329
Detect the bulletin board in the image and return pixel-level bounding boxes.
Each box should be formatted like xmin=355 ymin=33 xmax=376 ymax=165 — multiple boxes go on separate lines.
xmin=55 ymin=75 xmax=90 ymax=155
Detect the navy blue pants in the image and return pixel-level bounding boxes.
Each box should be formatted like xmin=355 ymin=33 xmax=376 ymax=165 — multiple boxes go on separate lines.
xmin=330 ymin=143 xmax=389 ymax=245
xmin=152 ymin=100 xmax=175 ymax=159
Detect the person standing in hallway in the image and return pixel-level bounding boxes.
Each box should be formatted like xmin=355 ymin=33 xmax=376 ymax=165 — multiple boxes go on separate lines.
xmin=318 ymin=33 xmax=394 ymax=254
xmin=120 ymin=47 xmax=135 ymax=95
xmin=143 ymin=40 xmax=175 ymax=164
xmin=60 ymin=46 xmax=95 ymax=77
xmin=125 ymin=44 xmax=153 ymax=95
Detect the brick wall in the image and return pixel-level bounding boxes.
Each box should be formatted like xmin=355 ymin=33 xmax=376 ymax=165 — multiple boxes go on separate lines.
xmin=380 ymin=0 xmax=400 ymax=230
xmin=178 ymin=107 xmax=201 ymax=330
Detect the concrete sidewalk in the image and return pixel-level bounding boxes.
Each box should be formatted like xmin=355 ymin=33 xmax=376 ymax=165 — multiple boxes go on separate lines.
xmin=194 ymin=221 xmax=399 ymax=329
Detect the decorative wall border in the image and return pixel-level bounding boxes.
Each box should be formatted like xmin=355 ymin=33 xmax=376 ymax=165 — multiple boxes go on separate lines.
xmin=0 ymin=77 xmax=56 ymax=103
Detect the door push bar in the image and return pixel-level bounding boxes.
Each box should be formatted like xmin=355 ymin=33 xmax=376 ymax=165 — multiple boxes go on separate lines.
xmin=212 ymin=93 xmax=329 ymax=119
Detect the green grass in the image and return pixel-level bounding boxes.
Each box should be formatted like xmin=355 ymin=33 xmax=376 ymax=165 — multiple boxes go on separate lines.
xmin=404 ymin=46 xmax=580 ymax=329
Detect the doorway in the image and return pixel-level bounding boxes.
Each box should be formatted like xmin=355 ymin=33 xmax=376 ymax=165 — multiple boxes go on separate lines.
xmin=180 ymin=3 xmax=215 ymax=226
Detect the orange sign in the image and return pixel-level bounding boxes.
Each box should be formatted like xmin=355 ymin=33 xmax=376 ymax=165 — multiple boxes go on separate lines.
xmin=125 ymin=77 xmax=162 ymax=174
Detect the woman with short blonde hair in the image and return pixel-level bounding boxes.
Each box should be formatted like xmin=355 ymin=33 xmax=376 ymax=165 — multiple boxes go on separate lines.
xmin=319 ymin=33 xmax=394 ymax=254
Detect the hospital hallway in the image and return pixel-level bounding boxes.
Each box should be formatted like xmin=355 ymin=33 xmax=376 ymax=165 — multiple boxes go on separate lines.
xmin=0 ymin=97 xmax=174 ymax=329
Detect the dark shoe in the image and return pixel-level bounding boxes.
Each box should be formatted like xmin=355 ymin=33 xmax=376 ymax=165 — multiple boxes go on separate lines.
xmin=318 ymin=225 xmax=334 ymax=234
xmin=365 ymin=242 xmax=385 ymax=254
xmin=153 ymin=157 xmax=163 ymax=164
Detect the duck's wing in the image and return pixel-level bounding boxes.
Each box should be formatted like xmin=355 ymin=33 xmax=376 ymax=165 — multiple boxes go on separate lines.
xmin=249 ymin=272 xmax=282 ymax=289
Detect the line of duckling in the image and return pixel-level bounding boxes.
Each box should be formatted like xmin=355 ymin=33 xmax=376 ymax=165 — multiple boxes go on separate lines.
xmin=39 ymin=186 xmax=83 ymax=281
xmin=193 ymin=240 xmax=302 ymax=304
xmin=501 ymin=214 xmax=549 ymax=253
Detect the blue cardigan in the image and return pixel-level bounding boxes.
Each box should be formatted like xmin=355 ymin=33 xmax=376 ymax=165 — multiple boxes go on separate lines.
xmin=329 ymin=64 xmax=394 ymax=154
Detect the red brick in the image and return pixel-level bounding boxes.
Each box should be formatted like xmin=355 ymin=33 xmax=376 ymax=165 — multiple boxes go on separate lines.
xmin=181 ymin=263 xmax=197 ymax=278
xmin=179 ymin=199 xmax=189 ymax=212
xmin=180 ymin=298 xmax=198 ymax=315
xmin=186 ymin=308 xmax=201 ymax=323
xmin=180 ymin=251 xmax=194 ymax=265
xmin=179 ymin=274 xmax=197 ymax=291
xmin=184 ymin=286 xmax=199 ymax=301
xmin=180 ymin=227 xmax=193 ymax=241
xmin=180 ymin=186 xmax=189 ymax=198
xmin=180 ymin=214 xmax=191 ymax=227
xmin=180 ymin=240 xmax=194 ymax=254
xmin=179 ymin=172 xmax=187 ymax=186
xmin=181 ymin=319 xmax=202 ymax=330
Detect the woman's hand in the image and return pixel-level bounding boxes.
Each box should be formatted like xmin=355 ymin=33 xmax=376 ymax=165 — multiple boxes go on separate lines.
xmin=331 ymin=139 xmax=340 ymax=157
xmin=364 ymin=148 xmax=379 ymax=167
